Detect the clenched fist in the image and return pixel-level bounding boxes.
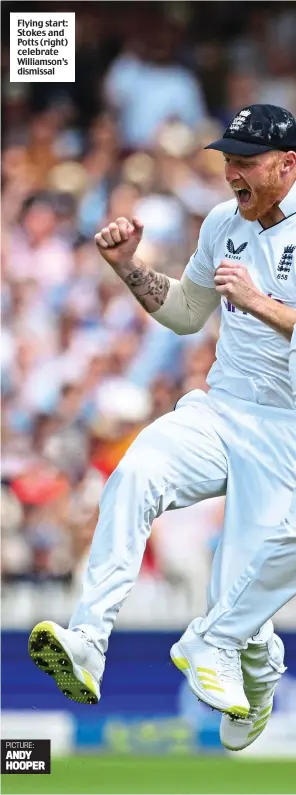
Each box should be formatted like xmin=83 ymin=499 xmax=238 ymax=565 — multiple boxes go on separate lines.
xmin=94 ymin=214 xmax=170 ymax=313
xmin=94 ymin=216 xmax=144 ymax=267
xmin=214 ymin=260 xmax=261 ymax=312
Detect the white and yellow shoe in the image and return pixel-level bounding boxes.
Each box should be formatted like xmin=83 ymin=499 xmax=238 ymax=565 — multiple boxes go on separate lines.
xmin=28 ymin=621 xmax=104 ymax=705
xmin=220 ymin=695 xmax=274 ymax=750
xmin=220 ymin=633 xmax=285 ymax=750
xmin=170 ymin=622 xmax=249 ymax=718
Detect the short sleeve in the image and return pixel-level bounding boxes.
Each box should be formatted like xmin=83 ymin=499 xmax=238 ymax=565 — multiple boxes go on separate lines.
xmin=184 ymin=212 xmax=215 ymax=288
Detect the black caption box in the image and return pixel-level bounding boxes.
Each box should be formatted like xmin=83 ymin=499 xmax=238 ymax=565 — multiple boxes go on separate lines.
xmin=1 ymin=739 xmax=51 ymax=774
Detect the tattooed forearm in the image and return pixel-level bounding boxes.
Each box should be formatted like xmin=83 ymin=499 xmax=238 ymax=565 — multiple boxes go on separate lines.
xmin=110 ymin=254 xmax=170 ymax=313
xmin=125 ymin=266 xmax=170 ymax=312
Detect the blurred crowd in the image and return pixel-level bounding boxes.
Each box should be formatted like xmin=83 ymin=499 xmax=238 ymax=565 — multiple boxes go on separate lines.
xmin=2 ymin=1 xmax=296 ymax=627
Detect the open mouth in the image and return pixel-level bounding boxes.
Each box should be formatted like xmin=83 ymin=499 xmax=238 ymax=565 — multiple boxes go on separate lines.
xmin=236 ymin=188 xmax=252 ymax=205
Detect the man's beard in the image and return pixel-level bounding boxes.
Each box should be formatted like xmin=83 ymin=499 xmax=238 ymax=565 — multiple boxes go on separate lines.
xmin=237 ymin=166 xmax=282 ymax=222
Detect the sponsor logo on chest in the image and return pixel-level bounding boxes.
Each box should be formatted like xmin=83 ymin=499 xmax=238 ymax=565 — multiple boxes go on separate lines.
xmin=224 ymin=293 xmax=285 ymax=315
xmin=225 ymin=238 xmax=248 ymax=260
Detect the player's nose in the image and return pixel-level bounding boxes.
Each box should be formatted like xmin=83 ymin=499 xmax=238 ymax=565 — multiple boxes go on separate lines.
xmin=224 ymin=161 xmax=240 ymax=184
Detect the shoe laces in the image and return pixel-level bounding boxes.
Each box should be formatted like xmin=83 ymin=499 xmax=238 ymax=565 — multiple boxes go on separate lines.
xmin=72 ymin=630 xmax=105 ymax=674
xmin=76 ymin=629 xmax=98 ymax=652
xmin=216 ymin=648 xmax=243 ymax=683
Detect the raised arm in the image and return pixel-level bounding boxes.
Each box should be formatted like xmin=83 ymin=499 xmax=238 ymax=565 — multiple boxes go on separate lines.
xmin=94 ymin=216 xmax=219 ymax=335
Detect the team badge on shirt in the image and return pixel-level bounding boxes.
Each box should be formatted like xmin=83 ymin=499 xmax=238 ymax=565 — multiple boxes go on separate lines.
xmin=277 ymin=245 xmax=295 ymax=280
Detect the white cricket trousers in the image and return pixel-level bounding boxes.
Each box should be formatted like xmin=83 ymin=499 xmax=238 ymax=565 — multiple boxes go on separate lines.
xmin=69 ymin=388 xmax=296 ymax=654
xmin=195 ymin=325 xmax=296 ymax=649
xmin=196 ymin=487 xmax=296 ymax=650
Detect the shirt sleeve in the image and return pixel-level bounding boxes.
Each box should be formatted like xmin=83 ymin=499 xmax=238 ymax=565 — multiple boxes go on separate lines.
xmin=185 ymin=211 xmax=216 ymax=288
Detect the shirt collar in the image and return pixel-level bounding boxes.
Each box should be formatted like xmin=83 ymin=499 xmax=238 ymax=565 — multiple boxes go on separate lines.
xmin=278 ymin=179 xmax=296 ymax=217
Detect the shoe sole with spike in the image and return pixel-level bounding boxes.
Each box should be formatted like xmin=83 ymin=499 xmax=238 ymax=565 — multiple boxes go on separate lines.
xmin=28 ymin=621 xmax=100 ymax=705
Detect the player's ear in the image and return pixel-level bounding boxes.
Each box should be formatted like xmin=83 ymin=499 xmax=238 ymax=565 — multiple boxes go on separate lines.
xmin=281 ymin=150 xmax=296 ymax=176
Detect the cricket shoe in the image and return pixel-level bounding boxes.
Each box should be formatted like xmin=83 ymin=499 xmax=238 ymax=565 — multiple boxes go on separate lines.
xmin=220 ymin=633 xmax=286 ymax=750
xmin=29 ymin=621 xmax=105 ymax=705
xmin=170 ymin=621 xmax=249 ymax=718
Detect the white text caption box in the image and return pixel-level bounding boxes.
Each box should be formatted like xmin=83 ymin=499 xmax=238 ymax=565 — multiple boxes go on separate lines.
xmin=10 ymin=13 xmax=75 ymax=82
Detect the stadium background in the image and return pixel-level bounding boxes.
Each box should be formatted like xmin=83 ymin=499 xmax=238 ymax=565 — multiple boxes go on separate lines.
xmin=1 ymin=1 xmax=296 ymax=792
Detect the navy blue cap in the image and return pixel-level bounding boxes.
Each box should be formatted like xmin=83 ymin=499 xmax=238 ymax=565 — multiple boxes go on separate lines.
xmin=205 ymin=104 xmax=296 ymax=156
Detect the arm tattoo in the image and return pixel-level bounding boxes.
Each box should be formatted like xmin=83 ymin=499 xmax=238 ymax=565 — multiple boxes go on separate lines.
xmin=125 ymin=265 xmax=170 ymax=312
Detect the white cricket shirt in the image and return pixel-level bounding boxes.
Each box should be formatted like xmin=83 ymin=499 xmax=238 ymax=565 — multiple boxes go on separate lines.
xmin=186 ymin=181 xmax=296 ymax=409
xmin=290 ymin=324 xmax=296 ymax=406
